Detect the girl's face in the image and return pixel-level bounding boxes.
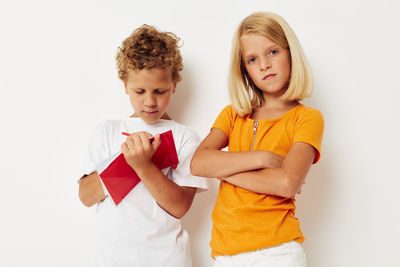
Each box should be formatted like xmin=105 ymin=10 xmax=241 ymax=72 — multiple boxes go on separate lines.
xmin=240 ymin=33 xmax=291 ymax=98
xmin=124 ymin=68 xmax=176 ymax=124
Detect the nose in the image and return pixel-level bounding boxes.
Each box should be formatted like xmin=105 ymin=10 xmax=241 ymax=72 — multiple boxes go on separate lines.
xmin=260 ymin=57 xmax=271 ymax=71
xmin=144 ymin=93 xmax=156 ymax=107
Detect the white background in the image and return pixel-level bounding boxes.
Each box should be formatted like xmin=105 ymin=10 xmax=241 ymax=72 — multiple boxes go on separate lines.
xmin=1 ymin=0 xmax=399 ymax=266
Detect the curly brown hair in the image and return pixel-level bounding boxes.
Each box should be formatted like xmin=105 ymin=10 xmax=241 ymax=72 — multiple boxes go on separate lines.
xmin=116 ymin=24 xmax=183 ymax=82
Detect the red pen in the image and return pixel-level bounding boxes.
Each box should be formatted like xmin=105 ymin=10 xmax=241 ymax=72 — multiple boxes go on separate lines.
xmin=122 ymin=132 xmax=155 ymax=142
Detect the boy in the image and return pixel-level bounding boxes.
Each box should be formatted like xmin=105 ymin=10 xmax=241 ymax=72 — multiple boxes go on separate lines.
xmin=78 ymin=24 xmax=209 ymax=267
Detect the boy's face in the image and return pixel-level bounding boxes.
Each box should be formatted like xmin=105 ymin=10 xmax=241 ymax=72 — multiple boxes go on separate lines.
xmin=124 ymin=68 xmax=176 ymax=124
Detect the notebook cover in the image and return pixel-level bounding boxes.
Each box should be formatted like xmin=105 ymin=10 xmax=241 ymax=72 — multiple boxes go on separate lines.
xmin=99 ymin=130 xmax=179 ymax=205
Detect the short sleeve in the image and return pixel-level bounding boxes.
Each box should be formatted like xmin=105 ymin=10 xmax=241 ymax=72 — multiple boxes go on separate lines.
xmin=170 ymin=129 xmax=210 ymax=192
xmin=78 ymin=121 xmax=111 ymax=195
xmin=212 ymin=105 xmax=236 ymax=138
xmin=293 ymin=108 xmax=324 ymax=163
xmin=80 ymin=122 xmax=109 ymax=176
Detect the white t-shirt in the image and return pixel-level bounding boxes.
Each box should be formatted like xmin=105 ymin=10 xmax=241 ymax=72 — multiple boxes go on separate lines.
xmin=81 ymin=118 xmax=209 ymax=267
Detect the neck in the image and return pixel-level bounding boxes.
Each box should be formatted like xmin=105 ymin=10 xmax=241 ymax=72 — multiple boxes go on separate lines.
xmin=260 ymin=96 xmax=297 ymax=110
xmin=161 ymin=113 xmax=171 ymax=120
xmin=251 ymin=99 xmax=299 ymax=120
xmin=130 ymin=112 xmax=171 ymax=120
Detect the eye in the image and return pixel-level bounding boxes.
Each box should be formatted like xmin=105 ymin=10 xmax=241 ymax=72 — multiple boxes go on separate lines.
xmin=247 ymin=57 xmax=256 ymax=64
xmin=134 ymin=89 xmax=145 ymax=94
xmin=155 ymin=89 xmax=167 ymax=95
xmin=268 ymin=49 xmax=279 ymax=56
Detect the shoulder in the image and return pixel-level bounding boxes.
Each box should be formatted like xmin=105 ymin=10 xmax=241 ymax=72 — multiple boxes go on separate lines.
xmin=292 ymin=105 xmax=325 ymax=136
xmin=215 ymin=104 xmax=240 ymax=122
xmin=221 ymin=104 xmax=237 ymax=116
xmin=296 ymin=105 xmax=324 ymax=123
xmin=92 ymin=119 xmax=124 ymax=135
xmin=166 ymin=120 xmax=201 ymax=144
xmin=90 ymin=118 xmax=137 ymax=145
xmin=95 ymin=119 xmax=120 ymax=129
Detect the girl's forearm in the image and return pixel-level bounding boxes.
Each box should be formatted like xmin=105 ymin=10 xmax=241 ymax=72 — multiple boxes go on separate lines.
xmin=223 ymin=168 xmax=298 ymax=198
xmin=190 ymin=149 xmax=283 ymax=178
xmin=222 ymin=143 xmax=316 ymax=198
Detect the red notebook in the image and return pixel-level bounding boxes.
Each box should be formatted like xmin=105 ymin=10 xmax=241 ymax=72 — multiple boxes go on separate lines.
xmin=99 ymin=130 xmax=179 ymax=205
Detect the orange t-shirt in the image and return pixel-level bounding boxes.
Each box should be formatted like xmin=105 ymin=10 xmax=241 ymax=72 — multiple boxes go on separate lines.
xmin=210 ymin=104 xmax=324 ymax=257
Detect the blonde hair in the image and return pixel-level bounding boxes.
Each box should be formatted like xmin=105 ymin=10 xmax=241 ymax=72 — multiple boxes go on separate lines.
xmin=229 ymin=12 xmax=313 ymax=116
xmin=116 ymin=24 xmax=183 ymax=82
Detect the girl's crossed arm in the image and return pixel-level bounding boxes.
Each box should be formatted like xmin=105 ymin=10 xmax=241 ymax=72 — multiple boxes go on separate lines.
xmin=191 ymin=128 xmax=315 ymax=198
xmin=190 ymin=128 xmax=284 ymax=178
xmin=222 ymin=142 xmax=315 ymax=198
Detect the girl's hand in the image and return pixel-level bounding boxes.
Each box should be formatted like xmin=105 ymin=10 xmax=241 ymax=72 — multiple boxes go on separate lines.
xmin=297 ymin=180 xmax=306 ymax=194
xmin=260 ymin=150 xmax=285 ymax=169
xmin=121 ymin=132 xmax=161 ymax=171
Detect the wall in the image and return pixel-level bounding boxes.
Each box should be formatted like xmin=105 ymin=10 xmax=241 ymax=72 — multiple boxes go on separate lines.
xmin=1 ymin=0 xmax=399 ymax=266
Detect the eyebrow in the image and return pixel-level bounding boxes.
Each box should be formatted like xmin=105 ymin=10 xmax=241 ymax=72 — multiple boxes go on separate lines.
xmin=130 ymin=87 xmax=169 ymax=91
xmin=242 ymin=44 xmax=279 ymax=58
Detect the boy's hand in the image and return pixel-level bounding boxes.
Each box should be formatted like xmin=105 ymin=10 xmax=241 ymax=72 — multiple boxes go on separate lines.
xmin=121 ymin=132 xmax=161 ymax=171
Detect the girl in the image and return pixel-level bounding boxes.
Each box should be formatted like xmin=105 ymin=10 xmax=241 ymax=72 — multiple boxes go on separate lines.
xmin=191 ymin=12 xmax=324 ymax=267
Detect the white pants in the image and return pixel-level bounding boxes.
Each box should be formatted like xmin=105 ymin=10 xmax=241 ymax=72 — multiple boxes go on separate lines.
xmin=213 ymin=241 xmax=306 ymax=267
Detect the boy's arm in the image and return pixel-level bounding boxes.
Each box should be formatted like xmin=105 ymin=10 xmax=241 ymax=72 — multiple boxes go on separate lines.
xmin=135 ymin=164 xmax=197 ymax=219
xmin=222 ymin=142 xmax=316 ymax=198
xmin=122 ymin=132 xmax=196 ymax=219
xmin=79 ymin=172 xmax=106 ymax=207
xmin=190 ymin=128 xmax=284 ymax=178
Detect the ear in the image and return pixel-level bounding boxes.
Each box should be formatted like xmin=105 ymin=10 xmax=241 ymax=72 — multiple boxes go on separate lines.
xmin=172 ymin=81 xmax=177 ymax=94
xmin=124 ymin=82 xmax=128 ymax=94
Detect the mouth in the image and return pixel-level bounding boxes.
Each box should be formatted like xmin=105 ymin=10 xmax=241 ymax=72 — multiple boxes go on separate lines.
xmin=263 ymin=74 xmax=276 ymax=80
xmin=143 ymin=110 xmax=158 ymax=115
